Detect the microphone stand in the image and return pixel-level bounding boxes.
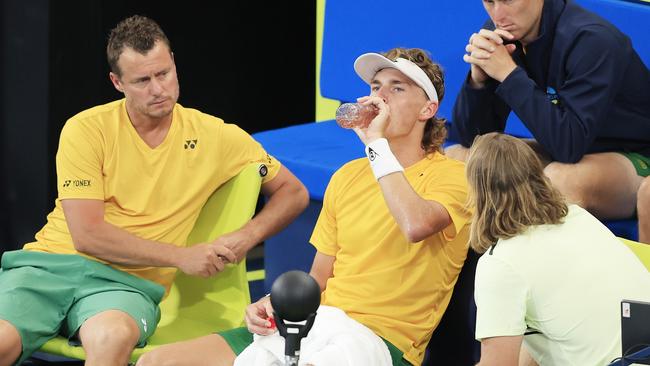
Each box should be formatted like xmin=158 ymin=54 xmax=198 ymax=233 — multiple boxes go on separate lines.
xmin=270 ymin=270 xmax=321 ymax=366
xmin=274 ymin=312 xmax=317 ymax=366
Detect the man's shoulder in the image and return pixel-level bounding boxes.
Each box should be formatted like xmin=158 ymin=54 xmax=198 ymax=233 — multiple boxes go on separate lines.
xmin=324 ymin=158 xmax=372 ymax=191
xmin=174 ymin=104 xmax=238 ymax=140
xmin=422 ymin=152 xmax=467 ymax=176
xmin=174 ymin=103 xmax=224 ymax=125
xmin=61 ymin=99 xmax=125 ymax=136
xmin=558 ymin=2 xmax=626 ymax=41
xmin=334 ymin=157 xmax=369 ymax=176
xmin=70 ymin=99 xmax=124 ymax=123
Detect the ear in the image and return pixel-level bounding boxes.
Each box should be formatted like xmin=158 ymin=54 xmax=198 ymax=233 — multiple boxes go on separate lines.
xmin=419 ymin=100 xmax=438 ymax=121
xmin=109 ymin=72 xmax=124 ymax=93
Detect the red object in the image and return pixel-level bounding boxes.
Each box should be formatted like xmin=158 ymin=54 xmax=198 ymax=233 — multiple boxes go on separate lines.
xmin=267 ymin=317 xmax=276 ymax=329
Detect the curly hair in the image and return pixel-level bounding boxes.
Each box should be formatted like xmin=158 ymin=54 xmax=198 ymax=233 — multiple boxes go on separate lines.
xmin=107 ymin=15 xmax=171 ymax=76
xmin=383 ymin=48 xmax=447 ymax=154
xmin=466 ymin=133 xmax=568 ymax=254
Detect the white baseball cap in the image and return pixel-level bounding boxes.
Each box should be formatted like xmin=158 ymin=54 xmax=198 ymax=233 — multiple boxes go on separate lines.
xmin=353 ymin=53 xmax=439 ymax=103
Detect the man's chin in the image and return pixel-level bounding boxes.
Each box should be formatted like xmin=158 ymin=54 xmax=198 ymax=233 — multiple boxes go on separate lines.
xmin=147 ymin=107 xmax=173 ymax=119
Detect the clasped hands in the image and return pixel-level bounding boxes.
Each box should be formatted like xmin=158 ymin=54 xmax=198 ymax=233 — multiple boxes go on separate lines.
xmin=463 ymin=28 xmax=518 ymax=87
xmin=177 ymin=230 xmax=251 ymax=278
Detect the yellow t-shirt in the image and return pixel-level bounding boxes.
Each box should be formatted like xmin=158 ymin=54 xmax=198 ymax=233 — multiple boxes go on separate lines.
xmin=309 ymin=152 xmax=471 ymax=365
xmin=24 ymin=99 xmax=280 ymax=291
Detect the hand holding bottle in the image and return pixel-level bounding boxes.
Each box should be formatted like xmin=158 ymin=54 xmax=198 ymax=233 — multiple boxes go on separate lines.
xmin=349 ymin=96 xmax=390 ymax=145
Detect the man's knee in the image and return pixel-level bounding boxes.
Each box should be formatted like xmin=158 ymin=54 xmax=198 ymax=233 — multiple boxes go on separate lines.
xmin=544 ymin=162 xmax=589 ymax=206
xmin=79 ymin=310 xmax=140 ymax=352
xmin=136 ymin=351 xmax=163 ymax=366
xmin=0 ymin=320 xmax=22 ymax=366
xmin=136 ymin=349 xmax=179 ymax=366
xmin=638 ymin=177 xmax=650 ymax=213
xmin=445 ymin=144 xmax=470 ymax=162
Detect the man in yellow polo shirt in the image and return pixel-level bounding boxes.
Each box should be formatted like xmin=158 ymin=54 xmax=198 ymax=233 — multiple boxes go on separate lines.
xmin=0 ymin=15 xmax=308 ymax=366
xmin=138 ymin=48 xmax=471 ymax=366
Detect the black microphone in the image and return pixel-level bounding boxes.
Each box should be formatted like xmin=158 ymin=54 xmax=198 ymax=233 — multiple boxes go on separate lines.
xmin=270 ymin=270 xmax=321 ymax=366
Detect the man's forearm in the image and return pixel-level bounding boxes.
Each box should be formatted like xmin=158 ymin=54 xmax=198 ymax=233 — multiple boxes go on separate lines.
xmin=73 ymin=220 xmax=183 ymax=267
xmin=239 ymin=176 xmax=309 ymax=250
xmin=378 ymin=173 xmax=451 ymax=243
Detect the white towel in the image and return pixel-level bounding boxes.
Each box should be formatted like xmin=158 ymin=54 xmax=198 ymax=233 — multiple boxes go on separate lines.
xmin=234 ymin=305 xmax=393 ymax=366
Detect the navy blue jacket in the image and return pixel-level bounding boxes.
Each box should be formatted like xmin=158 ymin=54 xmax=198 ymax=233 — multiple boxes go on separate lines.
xmin=452 ymin=0 xmax=650 ymax=163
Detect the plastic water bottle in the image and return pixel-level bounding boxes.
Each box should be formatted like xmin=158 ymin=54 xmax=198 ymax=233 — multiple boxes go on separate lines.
xmin=335 ymin=103 xmax=377 ymax=129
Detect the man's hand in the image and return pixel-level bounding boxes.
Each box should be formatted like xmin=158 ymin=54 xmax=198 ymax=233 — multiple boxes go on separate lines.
xmin=175 ymin=243 xmax=236 ymax=278
xmin=353 ymin=96 xmax=390 ymax=144
xmin=244 ymin=296 xmax=276 ymax=335
xmin=213 ymin=230 xmax=253 ymax=263
xmin=464 ymin=29 xmax=518 ymax=85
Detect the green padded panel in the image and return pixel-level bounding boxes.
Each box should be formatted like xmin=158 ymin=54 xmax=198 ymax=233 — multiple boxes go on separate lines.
xmin=39 ymin=164 xmax=263 ymax=362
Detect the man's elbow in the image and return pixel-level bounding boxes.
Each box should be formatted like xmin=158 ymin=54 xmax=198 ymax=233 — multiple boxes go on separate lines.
xmin=403 ymin=215 xmax=451 ymax=243
xmin=293 ymin=182 xmax=310 ymax=213
xmin=71 ymin=233 xmax=91 ymax=253
xmin=404 ymin=223 xmax=438 ymax=243
xmin=69 ymin=223 xmax=101 ymax=254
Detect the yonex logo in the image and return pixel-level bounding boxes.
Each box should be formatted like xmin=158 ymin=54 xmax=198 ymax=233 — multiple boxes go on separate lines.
xmin=368 ymin=147 xmax=379 ymax=161
xmin=184 ymin=139 xmax=198 ymax=149
xmin=63 ymin=179 xmax=90 ymax=187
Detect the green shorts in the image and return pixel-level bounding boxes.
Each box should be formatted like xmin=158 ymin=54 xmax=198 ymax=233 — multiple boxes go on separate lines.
xmin=620 ymin=152 xmax=650 ymax=177
xmin=0 ymin=250 xmax=164 ymax=365
xmin=219 ymin=326 xmax=413 ymax=366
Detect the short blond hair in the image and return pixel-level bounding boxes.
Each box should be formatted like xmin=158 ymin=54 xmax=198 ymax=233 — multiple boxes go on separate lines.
xmin=466 ymin=133 xmax=568 ymax=253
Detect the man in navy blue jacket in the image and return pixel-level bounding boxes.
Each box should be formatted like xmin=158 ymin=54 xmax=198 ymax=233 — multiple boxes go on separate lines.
xmin=447 ymin=0 xmax=650 ymax=243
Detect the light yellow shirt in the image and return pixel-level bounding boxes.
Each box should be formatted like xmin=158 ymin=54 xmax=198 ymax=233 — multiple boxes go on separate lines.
xmin=310 ymin=152 xmax=471 ymax=365
xmin=24 ymin=100 xmax=279 ymax=292
xmin=475 ymin=205 xmax=650 ymax=366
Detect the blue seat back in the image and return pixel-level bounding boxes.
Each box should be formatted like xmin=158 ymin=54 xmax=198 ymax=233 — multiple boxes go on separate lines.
xmin=321 ymin=0 xmax=485 ymax=123
xmin=321 ymin=0 xmax=650 ymax=140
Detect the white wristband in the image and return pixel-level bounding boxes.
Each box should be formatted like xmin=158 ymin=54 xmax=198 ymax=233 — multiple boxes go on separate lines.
xmin=365 ymin=138 xmax=404 ymax=180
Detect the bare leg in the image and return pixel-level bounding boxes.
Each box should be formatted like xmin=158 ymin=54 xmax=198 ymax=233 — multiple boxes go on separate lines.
xmin=449 ymin=141 xmax=642 ymax=219
xmin=79 ymin=310 xmax=140 ymax=366
xmin=638 ymin=177 xmax=650 ymax=244
xmin=544 ymin=153 xmax=643 ymax=219
xmin=136 ymin=334 xmax=236 ymax=366
xmin=0 ymin=320 xmax=21 ymax=366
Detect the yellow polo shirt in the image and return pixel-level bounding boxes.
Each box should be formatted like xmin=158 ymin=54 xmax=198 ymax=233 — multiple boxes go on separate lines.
xmin=310 ymin=152 xmax=471 ymax=365
xmin=24 ymin=99 xmax=279 ymax=291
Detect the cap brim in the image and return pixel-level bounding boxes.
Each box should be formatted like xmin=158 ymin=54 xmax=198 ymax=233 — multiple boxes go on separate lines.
xmin=353 ymin=53 xmax=397 ymax=85
xmin=353 ymin=52 xmax=438 ymax=102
